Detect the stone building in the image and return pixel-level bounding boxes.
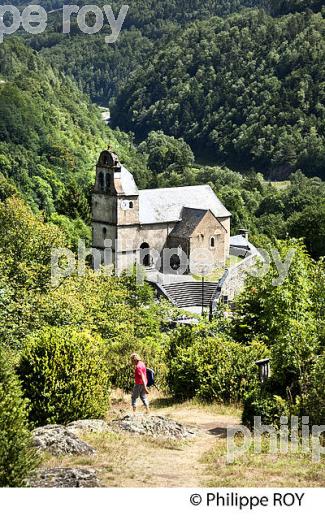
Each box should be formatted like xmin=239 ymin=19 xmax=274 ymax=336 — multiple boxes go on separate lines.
xmin=92 ymin=149 xmax=231 ymax=275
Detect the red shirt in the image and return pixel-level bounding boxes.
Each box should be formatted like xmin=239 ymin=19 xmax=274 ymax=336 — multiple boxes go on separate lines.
xmin=134 ymin=361 xmax=147 ymax=385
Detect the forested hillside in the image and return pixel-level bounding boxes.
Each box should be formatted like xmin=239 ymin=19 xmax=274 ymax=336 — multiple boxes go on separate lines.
xmin=26 ymin=0 xmax=263 ymax=102
xmin=12 ymin=1 xmax=324 ymax=181
xmin=112 ymin=9 xmax=325 ymax=179
xmin=0 ymin=39 xmax=150 ymax=231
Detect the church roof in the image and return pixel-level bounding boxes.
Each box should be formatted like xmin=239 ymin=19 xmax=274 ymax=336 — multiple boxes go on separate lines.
xmin=230 ymin=235 xmax=250 ymax=250
xmin=230 ymin=235 xmax=259 ymax=257
xmin=139 ymin=185 xmax=230 ymax=225
xmin=116 ymin=165 xmax=139 ymax=196
xmin=169 ymin=207 xmax=209 ymax=238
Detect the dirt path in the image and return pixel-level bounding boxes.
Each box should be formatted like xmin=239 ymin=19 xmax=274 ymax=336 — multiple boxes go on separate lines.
xmin=41 ymin=399 xmax=241 ymax=488
xmin=105 ymin=404 xmax=240 ymax=488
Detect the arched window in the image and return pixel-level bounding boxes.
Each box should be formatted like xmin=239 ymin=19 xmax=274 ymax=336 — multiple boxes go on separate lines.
xmin=140 ymin=242 xmax=153 ymax=267
xmin=210 ymin=237 xmax=215 ymax=248
xmin=170 ymin=254 xmax=181 ymax=271
xmin=103 ymin=227 xmax=107 ymax=237
xmin=129 ymin=201 xmax=134 ymax=209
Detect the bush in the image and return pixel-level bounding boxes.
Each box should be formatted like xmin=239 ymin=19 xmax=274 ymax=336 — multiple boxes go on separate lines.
xmin=0 ymin=348 xmax=37 ymax=487
xmin=19 ymin=326 xmax=110 ymax=426
xmin=106 ymin=333 xmax=169 ymax=392
xmin=242 ymin=386 xmax=289 ymax=429
xmin=242 ymin=351 xmax=325 ymax=429
xmin=303 ymin=354 xmax=325 ymax=425
xmin=167 ymin=327 xmax=268 ymax=402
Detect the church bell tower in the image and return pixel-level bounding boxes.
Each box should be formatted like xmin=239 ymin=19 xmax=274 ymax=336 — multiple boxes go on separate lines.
xmin=92 ymin=148 xmax=140 ymax=273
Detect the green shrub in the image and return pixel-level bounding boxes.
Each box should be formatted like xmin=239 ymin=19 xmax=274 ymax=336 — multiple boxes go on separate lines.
xmin=0 ymin=348 xmax=37 ymax=487
xmin=106 ymin=333 xmax=169 ymax=392
xmin=19 ymin=326 xmax=110 ymax=426
xmin=242 ymin=354 xmax=325 ymax=429
xmin=167 ymin=327 xmax=268 ymax=402
xmin=242 ymin=386 xmax=289 ymax=429
xmin=303 ymin=354 xmax=325 ymax=425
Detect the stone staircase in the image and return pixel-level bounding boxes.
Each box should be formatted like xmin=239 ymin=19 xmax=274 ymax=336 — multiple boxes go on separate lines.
xmin=160 ymin=281 xmax=219 ymax=308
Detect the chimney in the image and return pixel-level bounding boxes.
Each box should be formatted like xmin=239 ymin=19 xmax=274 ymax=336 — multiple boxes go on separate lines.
xmin=238 ymin=228 xmax=249 ymax=241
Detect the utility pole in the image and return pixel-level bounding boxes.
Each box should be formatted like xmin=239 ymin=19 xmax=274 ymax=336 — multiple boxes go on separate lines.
xmin=201 ymin=276 xmax=205 ymax=316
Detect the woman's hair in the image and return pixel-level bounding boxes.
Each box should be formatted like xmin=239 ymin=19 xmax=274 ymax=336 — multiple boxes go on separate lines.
xmin=130 ymin=353 xmax=141 ymax=362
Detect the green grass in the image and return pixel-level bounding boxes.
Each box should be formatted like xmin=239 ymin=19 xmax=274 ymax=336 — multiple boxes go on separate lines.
xmin=202 ymin=437 xmax=325 ymax=487
xmin=150 ymin=396 xmax=243 ymax=419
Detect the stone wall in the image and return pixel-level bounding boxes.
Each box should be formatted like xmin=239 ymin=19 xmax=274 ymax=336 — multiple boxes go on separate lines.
xmin=190 ymin=212 xmax=227 ymax=270
xmin=117 ymin=196 xmax=140 ymax=226
xmin=92 ymin=193 xmax=116 ymax=225
xmin=221 ymin=252 xmax=261 ymax=301
xmin=219 ymin=216 xmax=230 ymax=259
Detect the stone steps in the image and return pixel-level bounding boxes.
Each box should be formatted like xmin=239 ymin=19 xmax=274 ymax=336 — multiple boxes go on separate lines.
xmin=161 ymin=282 xmax=219 ymax=308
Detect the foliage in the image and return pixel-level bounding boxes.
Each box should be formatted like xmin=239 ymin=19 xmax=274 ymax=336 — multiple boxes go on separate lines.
xmin=0 ymin=348 xmax=37 ymax=487
xmin=167 ymin=325 xmax=268 ymax=402
xmin=26 ymin=1 xmax=261 ymax=103
xmin=232 ymin=239 xmax=317 ymax=344
xmin=233 ymin=238 xmax=324 ymax=427
xmin=112 ymin=9 xmax=325 ymax=180
xmin=242 ymin=387 xmax=290 ymax=429
xmin=287 ymin=203 xmax=325 ymax=259
xmin=0 ymin=38 xmax=150 ymax=219
xmin=18 ymin=326 xmax=110 ymax=426
xmin=0 ymin=196 xmax=66 ymax=292
xmin=139 ymin=130 xmax=194 ymax=181
xmin=303 ymin=353 xmax=325 ymax=424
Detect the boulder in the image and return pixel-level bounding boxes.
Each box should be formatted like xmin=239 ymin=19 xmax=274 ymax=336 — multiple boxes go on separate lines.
xmin=112 ymin=415 xmax=196 ymax=439
xmin=67 ymin=419 xmax=111 ymax=435
xmin=32 ymin=425 xmax=96 ymax=456
xmin=29 ymin=468 xmax=100 ymax=488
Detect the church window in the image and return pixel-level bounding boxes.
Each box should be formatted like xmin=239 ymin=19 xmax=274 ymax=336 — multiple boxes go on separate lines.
xmin=210 ymin=237 xmax=215 ymax=248
xmin=140 ymin=243 xmax=153 ymax=267
xmin=103 ymin=227 xmax=107 ymax=237
xmin=170 ymin=254 xmax=181 ymax=271
xmin=129 ymin=201 xmax=134 ymax=209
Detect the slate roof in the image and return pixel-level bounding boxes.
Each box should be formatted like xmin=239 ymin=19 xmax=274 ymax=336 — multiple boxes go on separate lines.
xmin=169 ymin=207 xmax=208 ymax=238
xmin=139 ymin=185 xmax=230 ymax=225
xmin=116 ymin=165 xmax=139 ymax=196
xmin=230 ymin=235 xmax=259 ymax=257
xmin=230 ymin=235 xmax=250 ymax=250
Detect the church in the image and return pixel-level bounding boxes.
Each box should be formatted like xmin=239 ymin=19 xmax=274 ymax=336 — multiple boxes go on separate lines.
xmin=92 ymin=148 xmax=231 ymax=275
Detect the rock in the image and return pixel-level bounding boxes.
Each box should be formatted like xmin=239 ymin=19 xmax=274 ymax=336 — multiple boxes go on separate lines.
xmin=32 ymin=425 xmax=96 ymax=456
xmin=112 ymin=415 xmax=196 ymax=439
xmin=67 ymin=419 xmax=112 ymax=435
xmin=28 ymin=468 xmax=100 ymax=488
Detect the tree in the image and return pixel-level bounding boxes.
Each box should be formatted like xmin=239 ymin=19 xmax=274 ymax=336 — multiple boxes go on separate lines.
xmin=113 ymin=10 xmax=325 ymax=180
xmin=234 ymin=238 xmax=324 ymax=426
xmin=287 ymin=204 xmax=325 ymax=258
xmin=233 ymin=239 xmax=316 ymax=345
xmin=56 ymin=179 xmax=91 ymax=223
xmin=0 ymin=196 xmax=66 ymax=292
xmin=139 ymin=131 xmax=194 ymax=181
xmin=0 ymin=348 xmax=37 ymax=487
